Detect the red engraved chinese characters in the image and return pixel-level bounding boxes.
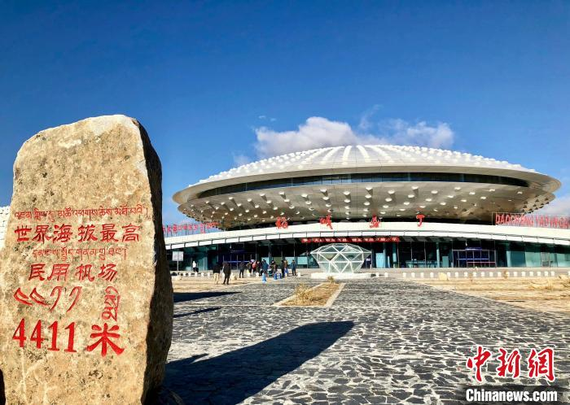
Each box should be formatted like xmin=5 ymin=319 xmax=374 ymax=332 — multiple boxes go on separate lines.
xmin=86 ymin=323 xmax=125 ymax=357
xmin=47 ymin=263 xmax=70 ymax=281
xmin=75 ymin=263 xmax=95 ymax=282
xmin=122 ymin=224 xmax=140 ymax=242
xmin=15 ymin=223 xmax=143 ymax=245
xmin=98 ymin=263 xmax=118 ymax=282
xmin=32 ymin=225 xmax=51 ymax=243
xmin=15 ymin=225 xmax=32 ymax=241
xmin=78 ymin=224 xmax=98 ymax=242
xmin=28 ymin=263 xmax=46 ymax=281
xmin=52 ymin=224 xmax=73 ymax=242
xmin=11 ymin=205 xmax=147 ymax=356
xmin=100 ymin=223 xmax=119 ymax=242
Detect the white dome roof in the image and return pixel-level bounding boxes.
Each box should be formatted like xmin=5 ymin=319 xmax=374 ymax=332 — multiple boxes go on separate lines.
xmin=173 ymin=144 xmax=561 ymax=228
xmin=199 ymin=145 xmax=533 ymax=185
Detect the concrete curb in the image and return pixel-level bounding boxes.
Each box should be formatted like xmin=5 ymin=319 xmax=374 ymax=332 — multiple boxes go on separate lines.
xmin=324 ymin=283 xmax=345 ymax=308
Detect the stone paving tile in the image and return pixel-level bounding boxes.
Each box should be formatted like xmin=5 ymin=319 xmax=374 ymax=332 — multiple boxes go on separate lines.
xmin=164 ymin=278 xmax=570 ymax=405
xmin=173 ymin=279 xmax=317 ymax=308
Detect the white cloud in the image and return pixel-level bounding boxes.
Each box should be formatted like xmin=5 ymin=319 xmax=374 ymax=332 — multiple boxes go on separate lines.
xmin=232 ymin=153 xmax=252 ymax=167
xmin=258 ymin=114 xmax=277 ymax=122
xmin=254 ymin=116 xmax=455 ymax=158
xmin=534 ymin=194 xmax=570 ymax=216
xmin=383 ymin=119 xmax=454 ymax=149
xmin=358 ymin=104 xmax=382 ymax=131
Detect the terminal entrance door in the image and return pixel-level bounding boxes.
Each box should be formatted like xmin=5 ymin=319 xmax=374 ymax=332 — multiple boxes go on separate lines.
xmin=218 ymin=252 xmax=257 ymax=269
xmin=452 ymin=248 xmax=496 ymax=267
xmin=540 ymin=251 xmax=555 ymax=267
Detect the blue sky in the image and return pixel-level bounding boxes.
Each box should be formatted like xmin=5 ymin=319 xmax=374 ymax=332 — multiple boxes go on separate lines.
xmin=1 ymin=1 xmax=569 ymax=222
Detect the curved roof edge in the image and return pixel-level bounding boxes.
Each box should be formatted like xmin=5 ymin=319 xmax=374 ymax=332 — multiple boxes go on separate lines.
xmin=173 ymin=163 xmax=560 ymax=205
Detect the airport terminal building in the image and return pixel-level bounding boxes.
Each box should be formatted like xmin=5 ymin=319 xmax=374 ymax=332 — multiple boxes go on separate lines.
xmin=166 ymin=145 xmax=570 ymax=270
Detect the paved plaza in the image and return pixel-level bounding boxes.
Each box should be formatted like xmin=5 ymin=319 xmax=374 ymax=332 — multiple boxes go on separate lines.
xmin=164 ymin=278 xmax=570 ymax=404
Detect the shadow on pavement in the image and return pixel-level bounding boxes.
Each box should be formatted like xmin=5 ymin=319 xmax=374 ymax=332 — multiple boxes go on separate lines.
xmin=173 ymin=307 xmax=221 ymax=318
xmin=164 ymin=321 xmax=354 ymax=405
xmin=173 ymin=291 xmax=239 ymax=304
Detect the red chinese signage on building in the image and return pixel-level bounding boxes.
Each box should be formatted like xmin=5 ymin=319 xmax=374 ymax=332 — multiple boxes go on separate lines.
xmin=416 ymin=214 xmax=425 ymax=227
xmin=162 ymin=222 xmax=218 ymax=236
xmin=494 ymin=213 xmax=570 ymax=229
xmin=369 ymin=216 xmax=381 ymax=228
xmin=319 ymin=214 xmax=333 ymax=229
xmin=300 ymin=236 xmax=400 ymax=243
xmin=275 ymin=217 xmax=289 ymax=229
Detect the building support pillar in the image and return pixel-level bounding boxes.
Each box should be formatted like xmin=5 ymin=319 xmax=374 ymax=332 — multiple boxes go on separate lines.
xmin=392 ymin=243 xmax=398 ymax=268
xmin=436 ymin=242 xmax=441 ymax=268
xmin=506 ymin=242 xmax=512 ymax=268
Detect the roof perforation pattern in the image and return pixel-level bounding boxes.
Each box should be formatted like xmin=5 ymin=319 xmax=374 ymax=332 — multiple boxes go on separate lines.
xmin=321 ymin=146 xmax=343 ymax=164
xmin=303 ymin=148 xmax=329 ymax=165
xmin=195 ymin=145 xmax=541 ymax=185
xmin=356 ymin=145 xmax=371 ymax=162
xmin=341 ymin=145 xmax=353 ymax=163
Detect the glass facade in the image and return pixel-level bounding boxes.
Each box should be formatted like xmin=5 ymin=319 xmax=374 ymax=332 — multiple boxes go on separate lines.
xmin=167 ymin=239 xmax=570 ymax=271
xmin=311 ymin=243 xmax=371 ymax=273
xmin=198 ymin=172 xmax=528 ymax=198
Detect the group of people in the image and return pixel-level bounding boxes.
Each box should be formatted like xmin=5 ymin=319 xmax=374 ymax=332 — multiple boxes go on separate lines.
xmin=212 ymin=261 xmax=233 ymax=285
xmin=247 ymin=258 xmax=297 ymax=279
xmin=210 ymin=258 xmax=298 ymax=284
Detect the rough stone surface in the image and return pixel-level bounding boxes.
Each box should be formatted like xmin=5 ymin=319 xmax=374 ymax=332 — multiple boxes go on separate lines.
xmin=0 ymin=115 xmax=173 ymax=404
xmin=165 ymin=278 xmax=569 ymax=404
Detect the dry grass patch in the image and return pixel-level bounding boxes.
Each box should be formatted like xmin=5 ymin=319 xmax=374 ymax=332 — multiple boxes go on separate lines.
xmin=415 ymin=276 xmax=570 ymax=314
xmin=282 ymin=278 xmax=341 ymax=307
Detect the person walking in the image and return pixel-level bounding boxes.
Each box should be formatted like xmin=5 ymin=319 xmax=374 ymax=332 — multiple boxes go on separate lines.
xmin=271 ymin=260 xmax=278 ymax=280
xmin=238 ymin=261 xmax=245 ymax=278
xmin=280 ymin=260 xmax=285 ymax=278
xmin=261 ymin=259 xmax=268 ymax=277
xmin=222 ymin=261 xmax=231 ymax=285
xmin=282 ymin=259 xmax=289 ymax=278
xmin=192 ymin=260 xmax=198 ymax=273
xmin=291 ymin=259 xmax=297 ymax=276
xmin=213 ymin=262 xmax=221 ymax=284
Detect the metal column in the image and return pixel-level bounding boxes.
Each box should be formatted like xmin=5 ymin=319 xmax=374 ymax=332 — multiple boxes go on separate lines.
xmin=436 ymin=242 xmax=441 ymax=268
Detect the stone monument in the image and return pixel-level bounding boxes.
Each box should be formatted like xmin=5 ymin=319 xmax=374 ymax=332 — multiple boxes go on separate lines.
xmin=0 ymin=115 xmax=173 ymax=404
